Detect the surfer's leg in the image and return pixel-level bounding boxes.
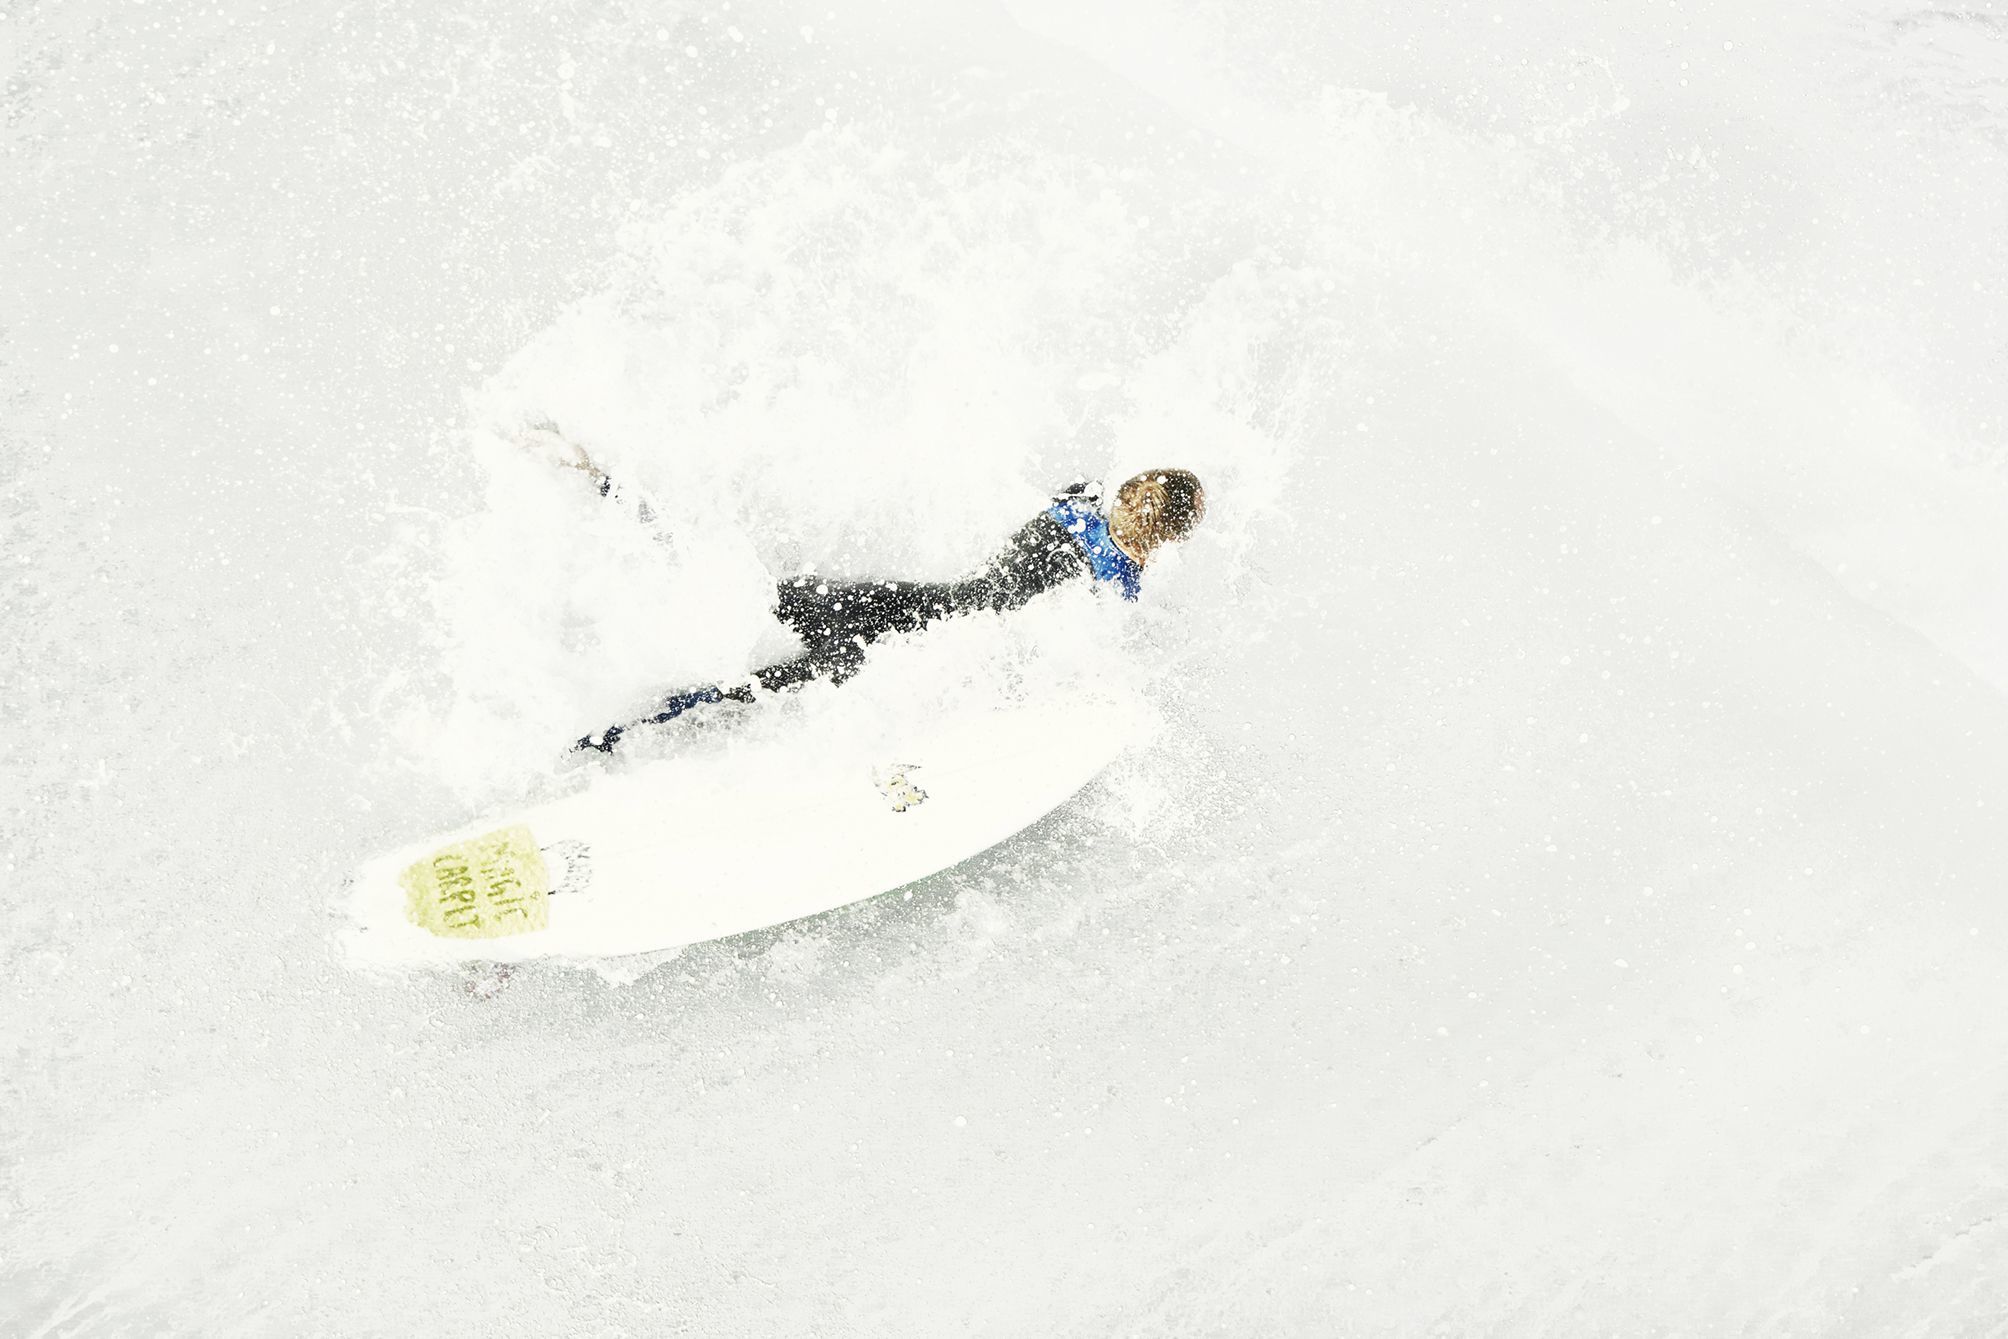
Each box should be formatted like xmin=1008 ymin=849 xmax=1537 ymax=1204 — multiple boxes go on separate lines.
xmin=773 ymin=578 xmax=987 ymax=649
xmin=573 ymin=682 xmax=757 ymax=753
xmin=751 ymin=639 xmax=865 ymax=693
xmin=751 ymin=657 xmax=817 ymax=693
xmin=644 ymin=685 xmax=727 ymax=723
xmin=575 ymin=723 xmax=625 ymax=753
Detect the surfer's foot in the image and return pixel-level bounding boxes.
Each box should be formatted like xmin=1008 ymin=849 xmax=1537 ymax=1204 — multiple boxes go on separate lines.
xmin=514 ymin=416 xmax=604 ymax=480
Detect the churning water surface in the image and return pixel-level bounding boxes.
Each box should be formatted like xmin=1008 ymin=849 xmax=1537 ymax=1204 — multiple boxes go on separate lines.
xmin=6 ymin=0 xmax=2008 ymax=1332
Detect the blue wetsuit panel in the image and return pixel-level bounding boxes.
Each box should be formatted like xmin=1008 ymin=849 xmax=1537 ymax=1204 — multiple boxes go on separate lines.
xmin=1047 ymin=499 xmax=1141 ymax=601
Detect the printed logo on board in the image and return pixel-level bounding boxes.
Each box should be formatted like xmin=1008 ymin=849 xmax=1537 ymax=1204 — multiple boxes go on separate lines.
xmin=399 ymin=825 xmax=551 ymax=939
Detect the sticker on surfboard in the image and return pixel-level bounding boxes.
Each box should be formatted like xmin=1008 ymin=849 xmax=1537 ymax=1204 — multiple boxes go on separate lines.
xmin=399 ymin=825 xmax=551 ymax=939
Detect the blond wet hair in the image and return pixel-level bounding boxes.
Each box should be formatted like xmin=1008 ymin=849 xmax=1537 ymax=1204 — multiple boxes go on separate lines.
xmin=1110 ymin=468 xmax=1206 ymax=563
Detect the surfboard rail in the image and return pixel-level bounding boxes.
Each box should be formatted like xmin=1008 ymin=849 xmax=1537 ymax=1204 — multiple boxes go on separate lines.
xmin=343 ymin=695 xmax=1139 ymax=965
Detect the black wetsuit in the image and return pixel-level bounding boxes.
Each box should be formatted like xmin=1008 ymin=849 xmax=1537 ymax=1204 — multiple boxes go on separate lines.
xmin=577 ymin=484 xmax=1123 ymax=751
xmin=754 ymin=504 xmax=1098 ymax=692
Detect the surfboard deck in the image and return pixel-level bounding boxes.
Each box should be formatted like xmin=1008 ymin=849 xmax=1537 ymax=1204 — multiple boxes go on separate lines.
xmin=343 ymin=696 xmax=1136 ymax=965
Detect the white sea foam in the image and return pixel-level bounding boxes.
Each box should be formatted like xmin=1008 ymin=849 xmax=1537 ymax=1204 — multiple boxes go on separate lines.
xmin=6 ymin=0 xmax=2008 ymax=1333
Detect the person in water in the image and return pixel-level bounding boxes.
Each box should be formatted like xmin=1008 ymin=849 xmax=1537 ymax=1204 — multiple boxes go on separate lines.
xmin=516 ymin=424 xmax=1206 ymax=751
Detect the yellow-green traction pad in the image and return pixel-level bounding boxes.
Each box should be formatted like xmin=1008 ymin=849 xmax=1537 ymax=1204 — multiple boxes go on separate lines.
xmin=400 ymin=825 xmax=550 ymax=939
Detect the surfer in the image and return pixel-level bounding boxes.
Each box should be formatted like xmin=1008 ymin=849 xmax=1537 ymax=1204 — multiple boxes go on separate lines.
xmin=513 ymin=422 xmax=1205 ymax=751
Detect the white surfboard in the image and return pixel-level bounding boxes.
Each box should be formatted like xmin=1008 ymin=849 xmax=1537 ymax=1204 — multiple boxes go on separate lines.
xmin=343 ymin=695 xmax=1137 ymax=965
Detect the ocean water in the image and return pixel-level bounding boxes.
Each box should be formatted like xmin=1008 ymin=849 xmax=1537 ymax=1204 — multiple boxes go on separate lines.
xmin=5 ymin=0 xmax=2007 ymax=1332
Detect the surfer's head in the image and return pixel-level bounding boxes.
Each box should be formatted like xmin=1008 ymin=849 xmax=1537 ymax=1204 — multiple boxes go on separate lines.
xmin=1109 ymin=469 xmax=1205 ymax=565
